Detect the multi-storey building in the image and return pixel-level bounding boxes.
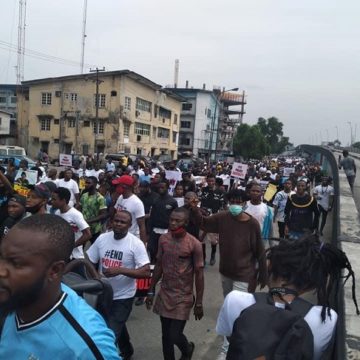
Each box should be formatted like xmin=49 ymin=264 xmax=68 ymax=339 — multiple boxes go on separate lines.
xmin=169 ymin=86 xmax=220 ymax=159
xmin=170 ymin=85 xmax=246 ymax=160
xmin=0 ymin=84 xmax=18 ymax=144
xmin=17 ymin=70 xmax=182 ymax=160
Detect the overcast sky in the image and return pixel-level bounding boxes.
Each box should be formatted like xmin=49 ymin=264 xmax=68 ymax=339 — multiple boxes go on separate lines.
xmin=1 ymin=0 xmax=359 ymax=146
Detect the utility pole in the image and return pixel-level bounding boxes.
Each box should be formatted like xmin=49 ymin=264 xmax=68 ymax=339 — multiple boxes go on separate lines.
xmin=90 ymin=67 xmax=105 ymax=160
xmin=80 ymin=0 xmax=88 ymax=73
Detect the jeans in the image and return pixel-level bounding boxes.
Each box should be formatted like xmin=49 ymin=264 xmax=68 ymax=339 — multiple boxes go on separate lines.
xmin=108 ymin=297 xmax=134 ymax=356
xmin=277 ymin=221 xmax=286 ymax=238
xmin=318 ymin=205 xmax=328 ymax=234
xmin=148 ymin=231 xmax=162 ymax=263
xmin=160 ymin=316 xmax=191 ymax=360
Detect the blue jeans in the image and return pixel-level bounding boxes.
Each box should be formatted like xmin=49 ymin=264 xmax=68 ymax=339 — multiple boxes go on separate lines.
xmin=108 ymin=297 xmax=134 ymax=356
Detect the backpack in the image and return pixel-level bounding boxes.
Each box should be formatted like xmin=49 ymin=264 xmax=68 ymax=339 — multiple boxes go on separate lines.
xmin=227 ymin=292 xmax=314 ymax=360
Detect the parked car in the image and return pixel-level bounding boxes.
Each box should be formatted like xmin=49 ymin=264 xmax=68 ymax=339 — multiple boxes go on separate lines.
xmin=0 ymin=155 xmax=37 ymax=169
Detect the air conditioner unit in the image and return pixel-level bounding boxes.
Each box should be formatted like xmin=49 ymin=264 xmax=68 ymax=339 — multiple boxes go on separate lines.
xmin=135 ymin=110 xmax=140 ymax=117
xmin=137 ymin=135 xmax=141 ymax=142
xmin=55 ymin=91 xmax=62 ymax=97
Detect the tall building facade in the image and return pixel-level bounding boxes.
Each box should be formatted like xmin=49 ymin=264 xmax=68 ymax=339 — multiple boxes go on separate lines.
xmin=0 ymin=84 xmax=18 ymax=144
xmin=170 ymin=86 xmax=246 ymax=160
xmin=17 ymin=70 xmax=182 ymax=160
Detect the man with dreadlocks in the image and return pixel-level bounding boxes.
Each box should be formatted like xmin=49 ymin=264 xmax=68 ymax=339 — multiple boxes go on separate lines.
xmin=216 ymin=234 xmax=359 ymax=360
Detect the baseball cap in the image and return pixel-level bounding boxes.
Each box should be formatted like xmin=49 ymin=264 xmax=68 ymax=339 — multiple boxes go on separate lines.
xmin=32 ymin=183 xmax=51 ymax=199
xmin=8 ymin=194 xmax=27 ymax=208
xmin=43 ymin=181 xmax=57 ymax=193
xmin=112 ymin=175 xmax=134 ymax=186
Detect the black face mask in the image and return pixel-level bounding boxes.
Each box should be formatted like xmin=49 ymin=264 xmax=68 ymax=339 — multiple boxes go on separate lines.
xmin=26 ymin=201 xmax=44 ymax=214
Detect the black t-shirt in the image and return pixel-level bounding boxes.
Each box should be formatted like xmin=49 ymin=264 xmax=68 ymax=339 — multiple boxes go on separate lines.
xmin=0 ymin=216 xmax=17 ymax=239
xmin=179 ymin=180 xmax=196 ymax=193
xmin=139 ymin=191 xmax=160 ymax=214
xmin=149 ymin=194 xmax=178 ymax=229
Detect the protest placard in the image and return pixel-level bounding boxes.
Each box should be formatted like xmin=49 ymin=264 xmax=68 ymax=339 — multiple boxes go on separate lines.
xmin=165 ymin=170 xmax=182 ymax=195
xmin=14 ymin=169 xmax=38 ymax=185
xmin=59 ymin=153 xmax=73 ymax=167
xmin=230 ymin=162 xmax=248 ymax=179
xmin=283 ymin=167 xmax=295 ymax=177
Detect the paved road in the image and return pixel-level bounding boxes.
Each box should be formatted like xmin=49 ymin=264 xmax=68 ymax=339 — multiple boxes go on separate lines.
xmin=126 ymin=250 xmax=224 ymax=360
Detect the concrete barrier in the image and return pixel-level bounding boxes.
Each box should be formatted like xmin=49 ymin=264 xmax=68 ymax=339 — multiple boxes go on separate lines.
xmin=298 ymin=145 xmax=360 ymax=359
xmin=338 ymin=171 xmax=360 ymax=358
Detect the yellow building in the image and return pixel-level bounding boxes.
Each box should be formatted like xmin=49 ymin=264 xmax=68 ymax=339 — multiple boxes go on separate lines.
xmin=17 ymin=70 xmax=182 ymax=160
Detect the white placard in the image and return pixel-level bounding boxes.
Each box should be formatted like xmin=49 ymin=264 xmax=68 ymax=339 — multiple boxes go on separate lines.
xmin=230 ymin=162 xmax=248 ymax=179
xmin=59 ymin=153 xmax=73 ymax=167
xmin=165 ymin=170 xmax=182 ymax=195
xmin=15 ymin=169 xmax=38 ymax=185
xmin=283 ymin=167 xmax=295 ymax=177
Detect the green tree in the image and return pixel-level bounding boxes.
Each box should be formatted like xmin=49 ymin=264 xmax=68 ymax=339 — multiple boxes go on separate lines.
xmin=256 ymin=117 xmax=291 ymax=153
xmin=233 ymin=124 xmax=270 ymax=159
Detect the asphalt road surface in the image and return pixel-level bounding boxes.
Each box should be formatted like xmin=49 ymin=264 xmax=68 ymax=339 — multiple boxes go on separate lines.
xmin=127 ymin=250 xmax=224 ymax=360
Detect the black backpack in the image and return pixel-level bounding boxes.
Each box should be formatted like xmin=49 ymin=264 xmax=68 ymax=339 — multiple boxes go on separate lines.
xmin=227 ymin=292 xmax=314 ymax=360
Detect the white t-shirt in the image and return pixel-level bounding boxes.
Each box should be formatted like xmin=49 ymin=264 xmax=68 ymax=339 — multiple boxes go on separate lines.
xmin=313 ymin=185 xmax=334 ymax=211
xmin=114 ymin=194 xmax=145 ymax=237
xmin=273 ymin=190 xmax=295 ymax=222
xmin=55 ymin=207 xmax=89 ymax=259
xmin=216 ymin=291 xmax=337 ymax=360
xmin=246 ymin=201 xmax=269 ymax=231
xmin=85 ymin=169 xmax=104 ymax=180
xmin=56 ymin=179 xmax=80 ymax=206
xmin=106 ymin=162 xmax=116 ymax=172
xmin=87 ymin=231 xmax=150 ymax=300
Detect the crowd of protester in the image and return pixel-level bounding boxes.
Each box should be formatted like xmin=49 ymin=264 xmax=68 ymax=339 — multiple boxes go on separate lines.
xmin=0 ymin=152 xmax=358 ymax=360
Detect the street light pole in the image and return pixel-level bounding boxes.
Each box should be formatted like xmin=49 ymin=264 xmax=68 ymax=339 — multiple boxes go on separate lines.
xmin=347 ymin=121 xmax=353 ymax=146
xmin=208 ymin=87 xmax=238 ymax=163
xmin=335 ymin=125 xmax=339 ymax=141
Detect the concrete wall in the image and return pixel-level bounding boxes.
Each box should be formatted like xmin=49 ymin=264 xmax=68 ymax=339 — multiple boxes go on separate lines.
xmin=338 ymin=171 xmax=360 ymax=358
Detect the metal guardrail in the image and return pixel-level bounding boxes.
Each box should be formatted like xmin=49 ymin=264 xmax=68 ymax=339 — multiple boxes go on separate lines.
xmin=298 ymin=145 xmax=345 ymax=359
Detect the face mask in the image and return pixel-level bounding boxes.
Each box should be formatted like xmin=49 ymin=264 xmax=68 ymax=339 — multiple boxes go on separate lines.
xmin=170 ymin=226 xmax=187 ymax=237
xmin=26 ymin=201 xmax=44 ymax=214
xmin=229 ymin=204 xmax=244 ymax=216
xmin=116 ymin=185 xmax=124 ymax=195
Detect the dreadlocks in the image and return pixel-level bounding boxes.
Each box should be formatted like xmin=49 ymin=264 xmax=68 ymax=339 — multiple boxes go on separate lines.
xmin=267 ymin=234 xmax=359 ymax=321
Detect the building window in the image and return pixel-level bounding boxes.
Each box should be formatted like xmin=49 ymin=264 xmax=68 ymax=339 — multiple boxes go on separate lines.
xmin=159 ymin=107 xmax=171 ymax=119
xmin=111 ymin=90 xmax=117 ymax=96
xmin=54 ymin=119 xmax=60 ymax=125
xmin=154 ymin=105 xmax=158 ymax=118
xmin=135 ymin=122 xmax=150 ymax=136
xmin=41 ymin=92 xmax=52 ymax=105
xmin=180 ymin=121 xmax=191 ymax=129
xmin=83 ymin=120 xmax=90 ymax=127
xmin=172 ymin=131 xmax=177 ymax=143
xmin=70 ymin=93 xmax=77 ymax=102
xmin=174 ymin=114 xmax=178 ymax=124
xmin=182 ymin=103 xmax=192 ymax=111
xmin=94 ymin=94 xmax=106 ymax=108
xmin=11 ymin=97 xmax=17 ymax=104
xmin=136 ymin=97 xmax=151 ymax=112
xmin=158 ymin=127 xmax=170 ymax=138
xmin=125 ymin=97 xmax=131 ymax=110
xmin=180 ymin=137 xmax=190 ymax=146
xmin=93 ymin=121 xmax=104 ymax=134
xmin=0 ymin=118 xmax=2 ymax=125
xmin=68 ymin=119 xmax=76 ymax=128
xmin=0 ymin=97 xmax=6 ymax=103
xmin=40 ymin=118 xmax=51 ymax=131
xmin=124 ymin=122 xmax=130 ymax=137
xmin=207 ymin=109 xmax=212 ymax=118
xmin=54 ymin=139 xmax=59 ymax=144
xmin=152 ymin=126 xmax=157 ymax=139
